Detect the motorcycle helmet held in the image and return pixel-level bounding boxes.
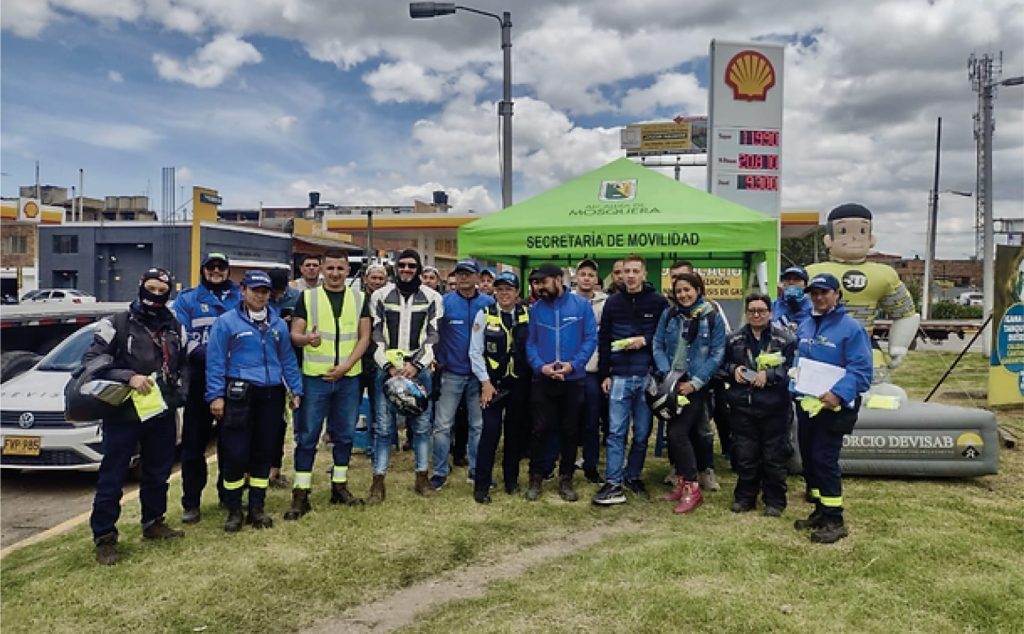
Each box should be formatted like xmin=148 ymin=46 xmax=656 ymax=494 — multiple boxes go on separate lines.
xmin=645 ymin=370 xmax=687 ymax=421
xmin=383 ymin=375 xmax=429 ymax=417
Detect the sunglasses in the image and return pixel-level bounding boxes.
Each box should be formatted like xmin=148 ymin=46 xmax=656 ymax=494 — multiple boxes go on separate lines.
xmin=204 ymin=262 xmax=228 ymax=272
xmin=397 ymin=262 xmax=418 ymax=270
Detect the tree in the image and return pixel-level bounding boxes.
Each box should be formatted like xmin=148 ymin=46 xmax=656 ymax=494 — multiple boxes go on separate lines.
xmin=781 ymin=227 xmax=827 ymax=268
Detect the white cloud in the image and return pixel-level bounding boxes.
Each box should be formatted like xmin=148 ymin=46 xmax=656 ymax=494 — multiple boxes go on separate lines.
xmin=153 ymin=34 xmax=262 ymax=88
xmin=107 ymin=70 xmax=124 ymax=83
xmin=272 ymin=115 xmax=298 ymax=133
xmin=1 ymin=0 xmax=60 ymax=37
xmin=176 ymin=166 xmax=193 ymax=182
xmin=620 ymin=73 xmax=706 ymax=117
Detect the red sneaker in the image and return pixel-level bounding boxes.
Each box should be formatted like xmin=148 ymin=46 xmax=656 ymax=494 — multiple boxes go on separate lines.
xmin=663 ymin=477 xmax=686 ymax=502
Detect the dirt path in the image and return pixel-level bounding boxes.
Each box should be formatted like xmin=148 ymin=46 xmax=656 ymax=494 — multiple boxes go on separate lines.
xmin=301 ymin=520 xmax=636 ymax=634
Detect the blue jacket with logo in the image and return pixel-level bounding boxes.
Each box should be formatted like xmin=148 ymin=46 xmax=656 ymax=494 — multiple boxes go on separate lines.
xmin=792 ymin=303 xmax=872 ymax=408
xmin=437 ymin=290 xmax=494 ymax=376
xmin=174 ymin=282 xmax=241 ymax=368
xmin=526 ymin=290 xmax=598 ymax=382
xmin=205 ymin=305 xmax=303 ymax=402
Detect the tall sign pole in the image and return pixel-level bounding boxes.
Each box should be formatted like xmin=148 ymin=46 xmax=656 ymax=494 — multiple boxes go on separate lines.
xmin=923 ymin=117 xmax=942 ymax=320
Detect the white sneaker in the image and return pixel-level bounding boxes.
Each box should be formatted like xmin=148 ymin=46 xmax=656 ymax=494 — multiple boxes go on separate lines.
xmin=698 ymin=468 xmax=720 ymax=491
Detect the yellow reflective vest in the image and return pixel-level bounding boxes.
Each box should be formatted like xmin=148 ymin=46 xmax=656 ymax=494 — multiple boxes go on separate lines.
xmin=301 ymin=286 xmax=362 ymax=377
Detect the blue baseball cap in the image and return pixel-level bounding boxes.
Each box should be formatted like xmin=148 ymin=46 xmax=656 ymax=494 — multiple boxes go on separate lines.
xmin=480 ymin=267 xmax=496 ymax=279
xmin=241 ymin=270 xmax=273 ymax=289
xmin=780 ymin=266 xmax=808 ymax=282
xmin=453 ymin=259 xmax=480 ymax=274
xmin=494 ymin=271 xmax=519 ymax=288
xmin=806 ymin=273 xmax=840 ymax=292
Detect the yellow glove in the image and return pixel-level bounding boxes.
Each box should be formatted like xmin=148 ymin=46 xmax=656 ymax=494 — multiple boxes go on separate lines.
xmin=611 ymin=338 xmax=634 ymax=352
xmin=677 ymin=395 xmax=690 ymax=407
xmin=799 ymin=396 xmax=841 ymax=418
xmin=755 ymin=351 xmax=783 ymax=370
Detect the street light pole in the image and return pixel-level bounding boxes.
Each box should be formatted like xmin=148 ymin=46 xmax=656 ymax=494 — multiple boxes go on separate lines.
xmin=923 ymin=117 xmax=942 ymax=320
xmin=410 ymin=2 xmax=513 ymax=209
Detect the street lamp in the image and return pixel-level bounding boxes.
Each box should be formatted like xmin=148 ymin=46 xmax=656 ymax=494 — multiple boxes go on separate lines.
xmin=923 ymin=184 xmax=971 ymax=319
xmin=410 ymin=2 xmax=513 ymax=209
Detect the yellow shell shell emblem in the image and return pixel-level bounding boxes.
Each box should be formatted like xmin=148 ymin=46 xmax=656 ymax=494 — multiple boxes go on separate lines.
xmin=725 ymin=50 xmax=776 ymax=102
xmin=23 ymin=201 xmax=40 ymax=219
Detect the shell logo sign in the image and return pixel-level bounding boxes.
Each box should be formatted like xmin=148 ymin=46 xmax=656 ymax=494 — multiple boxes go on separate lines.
xmin=22 ymin=201 xmax=40 ymax=219
xmin=724 ymin=50 xmax=776 ymax=102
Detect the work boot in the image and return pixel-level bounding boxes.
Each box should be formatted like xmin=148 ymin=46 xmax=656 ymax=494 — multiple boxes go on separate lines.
xmin=794 ymin=509 xmax=826 ymax=530
xmin=246 ymin=507 xmax=273 ymax=529
xmin=414 ymin=471 xmax=436 ymax=497
xmin=224 ymin=509 xmax=244 ymax=532
xmin=558 ymin=475 xmax=579 ymax=502
xmin=330 ymin=482 xmax=365 ymax=506
xmin=730 ymin=500 xmax=756 ymax=513
xmin=664 ymin=477 xmax=686 ymax=502
xmin=95 ymin=533 xmax=118 ymax=566
xmin=697 ymin=468 xmax=720 ymax=492
xmin=143 ymin=519 xmax=184 ymax=540
xmin=473 ymin=489 xmax=492 ymax=504
xmin=763 ymin=506 xmax=784 ymax=518
xmin=367 ymin=474 xmax=386 ymax=505
xmin=673 ymin=481 xmax=703 ymax=514
xmin=810 ymin=521 xmax=849 ymax=544
xmin=283 ymin=489 xmax=312 ymax=521
xmin=525 ymin=474 xmax=544 ymax=501
xmin=181 ymin=508 xmax=201 ymax=524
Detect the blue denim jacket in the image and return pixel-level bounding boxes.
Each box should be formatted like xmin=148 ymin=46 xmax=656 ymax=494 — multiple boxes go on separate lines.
xmin=652 ymin=300 xmax=727 ymax=391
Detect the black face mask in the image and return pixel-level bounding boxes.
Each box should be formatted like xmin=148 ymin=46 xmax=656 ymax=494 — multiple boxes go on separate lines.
xmin=139 ymin=287 xmax=170 ymax=314
xmin=201 ymin=275 xmax=232 ymax=295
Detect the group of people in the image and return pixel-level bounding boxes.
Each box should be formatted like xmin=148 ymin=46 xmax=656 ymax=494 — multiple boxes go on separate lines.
xmin=85 ymin=232 xmax=874 ymax=565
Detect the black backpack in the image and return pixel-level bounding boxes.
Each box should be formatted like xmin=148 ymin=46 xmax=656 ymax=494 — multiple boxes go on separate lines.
xmin=64 ymin=312 xmax=130 ymax=423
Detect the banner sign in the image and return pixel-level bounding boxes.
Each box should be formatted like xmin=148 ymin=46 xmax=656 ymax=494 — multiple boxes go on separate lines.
xmin=989 ymin=244 xmax=1024 ymax=406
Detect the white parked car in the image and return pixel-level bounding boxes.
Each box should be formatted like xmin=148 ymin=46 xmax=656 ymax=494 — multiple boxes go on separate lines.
xmin=957 ymin=291 xmax=983 ymax=307
xmin=21 ymin=289 xmax=97 ymax=304
xmin=1 ymin=323 xmax=181 ymax=473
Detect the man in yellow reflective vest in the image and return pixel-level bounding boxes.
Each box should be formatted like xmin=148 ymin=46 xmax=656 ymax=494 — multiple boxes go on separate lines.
xmin=284 ymin=248 xmax=371 ymax=519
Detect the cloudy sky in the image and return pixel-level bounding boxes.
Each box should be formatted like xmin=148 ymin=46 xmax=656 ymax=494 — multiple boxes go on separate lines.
xmin=2 ymin=0 xmax=1021 ymax=259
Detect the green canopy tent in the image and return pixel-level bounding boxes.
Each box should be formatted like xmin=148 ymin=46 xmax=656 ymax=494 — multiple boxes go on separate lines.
xmin=458 ymin=157 xmax=780 ymax=298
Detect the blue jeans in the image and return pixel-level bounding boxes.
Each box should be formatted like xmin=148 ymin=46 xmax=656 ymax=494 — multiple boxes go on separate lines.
xmin=604 ymin=375 xmax=653 ymax=485
xmin=373 ymin=368 xmax=432 ymax=474
xmin=293 ymin=375 xmax=360 ymax=476
xmin=432 ymin=371 xmax=482 ymax=480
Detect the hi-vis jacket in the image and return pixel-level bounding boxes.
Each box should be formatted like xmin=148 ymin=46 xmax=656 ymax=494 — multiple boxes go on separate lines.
xmin=300 ymin=286 xmax=363 ymax=377
xmin=369 ymin=283 xmax=443 ymax=371
xmin=469 ymin=303 xmax=529 ymax=387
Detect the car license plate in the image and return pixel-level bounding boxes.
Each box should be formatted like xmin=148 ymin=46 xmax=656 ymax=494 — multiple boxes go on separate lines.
xmin=2 ymin=436 xmax=41 ymax=456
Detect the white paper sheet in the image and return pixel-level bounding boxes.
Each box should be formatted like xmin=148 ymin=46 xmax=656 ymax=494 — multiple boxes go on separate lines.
xmin=793 ymin=357 xmax=846 ymax=396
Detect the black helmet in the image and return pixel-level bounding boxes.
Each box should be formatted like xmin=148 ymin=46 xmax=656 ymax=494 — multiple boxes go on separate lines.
xmin=645 ymin=370 xmax=686 ymax=421
xmin=383 ymin=376 xmax=428 ymax=417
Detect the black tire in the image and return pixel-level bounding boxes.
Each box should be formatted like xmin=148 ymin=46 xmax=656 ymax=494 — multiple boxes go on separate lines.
xmin=0 ymin=351 xmax=41 ymax=383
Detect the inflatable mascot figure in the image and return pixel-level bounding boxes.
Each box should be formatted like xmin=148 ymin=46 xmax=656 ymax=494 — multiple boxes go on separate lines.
xmin=807 ymin=203 xmax=920 ymax=380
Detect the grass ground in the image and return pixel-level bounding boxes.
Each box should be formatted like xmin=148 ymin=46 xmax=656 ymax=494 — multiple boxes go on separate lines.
xmin=1 ymin=351 xmax=1021 ymax=633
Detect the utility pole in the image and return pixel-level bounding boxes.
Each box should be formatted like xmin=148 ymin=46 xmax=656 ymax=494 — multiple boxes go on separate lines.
xmin=968 ymin=51 xmax=1023 ymax=356
xmin=923 ymin=117 xmax=941 ymax=320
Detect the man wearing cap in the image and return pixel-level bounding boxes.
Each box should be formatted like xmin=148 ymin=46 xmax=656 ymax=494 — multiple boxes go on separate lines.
xmin=174 ymin=252 xmax=241 ymax=523
xmin=285 ymin=248 xmax=371 ymax=519
xmin=469 ymin=271 xmax=530 ymax=502
xmin=524 ymin=264 xmax=597 ymax=501
xmin=791 ymin=273 xmax=872 ymax=543
xmin=431 ymin=259 xmax=494 ymax=490
xmin=593 ymin=254 xmax=668 ymax=504
xmin=772 ymin=266 xmax=812 ymax=332
xmin=807 ymin=203 xmax=919 ymax=370
xmin=368 ymin=249 xmax=443 ymax=501
xmin=479 ymin=268 xmax=496 ymax=296
xmin=574 ymin=258 xmax=608 ymax=484
xmin=206 ymin=270 xmax=303 ymax=531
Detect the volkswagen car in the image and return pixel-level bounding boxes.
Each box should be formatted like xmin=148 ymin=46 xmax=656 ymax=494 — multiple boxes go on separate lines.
xmin=1 ymin=323 xmax=181 ymax=473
